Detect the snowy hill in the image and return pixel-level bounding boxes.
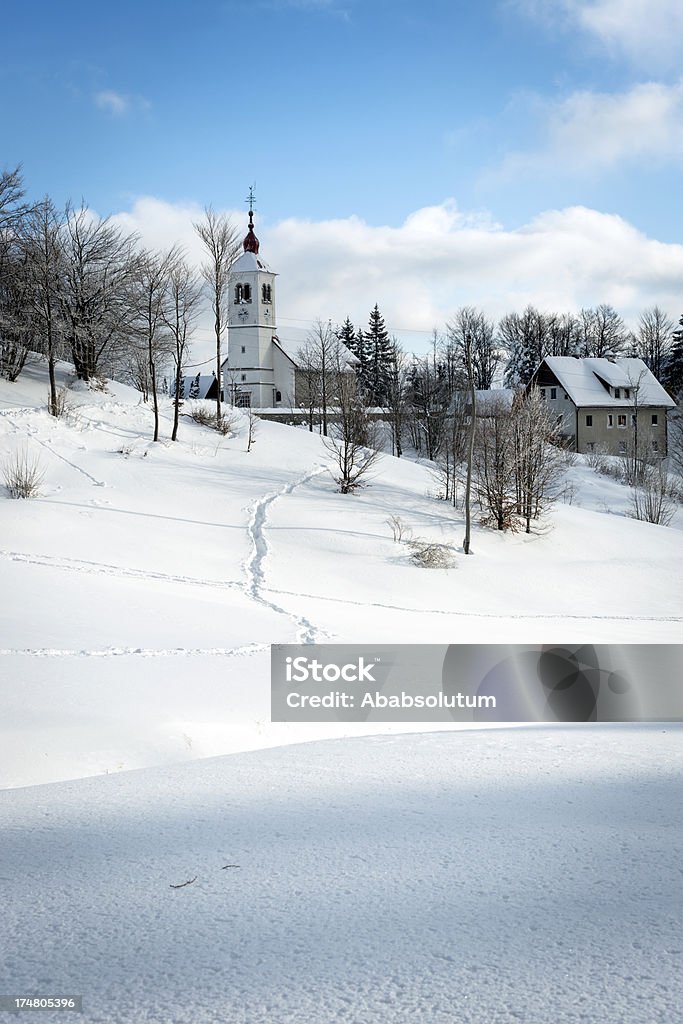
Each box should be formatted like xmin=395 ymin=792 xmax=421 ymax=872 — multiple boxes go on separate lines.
xmin=1 ymin=358 xmax=682 ymax=787
xmin=2 ymin=360 xmax=682 ymax=1024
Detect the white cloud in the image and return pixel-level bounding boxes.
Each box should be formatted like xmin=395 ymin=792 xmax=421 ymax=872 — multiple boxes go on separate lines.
xmin=515 ymin=0 xmax=683 ymax=70
xmin=498 ymin=79 xmax=683 ymax=177
xmin=112 ymin=197 xmax=683 ymax=357
xmin=94 ymin=90 xmax=150 ymax=116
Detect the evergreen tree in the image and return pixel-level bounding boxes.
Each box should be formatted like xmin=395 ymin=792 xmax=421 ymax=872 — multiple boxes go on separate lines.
xmin=366 ymin=303 xmax=392 ymax=405
xmin=337 ymin=316 xmax=356 ymax=354
xmin=189 ymin=372 xmax=200 ymax=399
xmin=664 ymin=314 xmax=683 ymax=397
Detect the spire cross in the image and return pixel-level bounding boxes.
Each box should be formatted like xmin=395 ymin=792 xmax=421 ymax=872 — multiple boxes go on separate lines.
xmin=246 ymin=185 xmax=256 ymax=216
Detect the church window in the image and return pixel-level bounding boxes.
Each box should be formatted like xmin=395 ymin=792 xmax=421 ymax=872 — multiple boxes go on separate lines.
xmin=234 ymin=284 xmax=243 ymax=303
xmin=241 ymin=374 xmax=247 ymax=382
xmin=243 ymin=284 xmax=252 ymax=302
xmin=241 ymin=346 xmax=246 ymax=354
xmin=262 ymin=283 xmax=272 ymax=303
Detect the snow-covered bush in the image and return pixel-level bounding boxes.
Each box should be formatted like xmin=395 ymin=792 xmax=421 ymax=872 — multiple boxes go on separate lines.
xmin=3 ymin=449 xmax=44 ymax=499
xmin=190 ymin=404 xmax=236 ymax=436
xmin=629 ymin=464 xmax=676 ymax=526
xmin=408 ymin=540 xmax=455 ymax=568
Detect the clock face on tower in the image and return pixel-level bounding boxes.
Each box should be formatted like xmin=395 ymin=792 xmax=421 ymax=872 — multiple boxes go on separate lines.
xmin=238 ymin=308 xmax=249 ymax=322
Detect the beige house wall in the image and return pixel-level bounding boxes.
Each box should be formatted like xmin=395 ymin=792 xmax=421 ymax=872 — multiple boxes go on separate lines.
xmin=575 ymin=406 xmax=668 ymax=456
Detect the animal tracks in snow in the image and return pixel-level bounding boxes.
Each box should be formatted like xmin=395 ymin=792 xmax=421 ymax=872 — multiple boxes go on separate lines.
xmin=0 ymin=549 xmax=243 ymax=593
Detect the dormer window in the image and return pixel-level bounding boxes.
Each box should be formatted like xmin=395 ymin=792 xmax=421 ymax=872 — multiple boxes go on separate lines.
xmin=614 ymin=388 xmax=621 ymax=399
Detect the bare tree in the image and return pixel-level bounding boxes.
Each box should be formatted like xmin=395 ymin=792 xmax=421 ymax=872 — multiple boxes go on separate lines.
xmin=135 ymin=247 xmax=180 ymax=441
xmin=448 ymin=306 xmax=500 ymax=390
xmin=513 ymin=388 xmax=564 ymax=533
xmin=163 ymin=257 xmax=202 ymax=441
xmin=630 ymin=463 xmax=676 ymax=526
xmin=579 ymin=304 xmax=627 ymax=358
xmin=473 ymin=395 xmax=518 ymax=531
xmin=405 ymin=343 xmax=449 ymax=460
xmin=385 ymin=338 xmax=408 ymax=457
xmin=22 ymin=197 xmax=64 ymax=412
xmin=636 ymin=306 xmax=673 ymax=379
xmin=296 ymin=320 xmax=342 ymax=437
xmin=194 ymin=208 xmax=240 ymax=422
xmin=57 ymin=203 xmax=140 ymax=381
xmin=0 ymin=167 xmax=34 ymax=381
xmin=323 ymin=360 xmax=380 ymax=493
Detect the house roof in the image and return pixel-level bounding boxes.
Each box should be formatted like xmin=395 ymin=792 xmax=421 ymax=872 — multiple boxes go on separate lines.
xmin=172 ymin=374 xmax=218 ymax=400
xmin=540 ymin=357 xmax=675 ymax=409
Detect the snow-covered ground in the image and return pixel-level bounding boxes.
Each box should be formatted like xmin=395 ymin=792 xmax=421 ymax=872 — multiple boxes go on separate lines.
xmin=0 ymin=358 xmax=681 ymax=787
xmin=2 ymin=360 xmax=682 ymax=1022
xmin=1 ymin=727 xmax=681 ymax=1023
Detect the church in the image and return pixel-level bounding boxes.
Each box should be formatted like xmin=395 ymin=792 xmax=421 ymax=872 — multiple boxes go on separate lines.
xmin=220 ymin=208 xmax=298 ymax=409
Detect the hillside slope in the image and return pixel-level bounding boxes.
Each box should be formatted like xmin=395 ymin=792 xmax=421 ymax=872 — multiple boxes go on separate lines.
xmin=1 ymin=359 xmax=681 ymax=787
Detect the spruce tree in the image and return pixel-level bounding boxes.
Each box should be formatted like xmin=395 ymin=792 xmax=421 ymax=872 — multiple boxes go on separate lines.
xmin=366 ymin=304 xmax=392 ymax=405
xmin=664 ymin=314 xmax=683 ymax=397
xmin=337 ymin=316 xmax=356 ymax=355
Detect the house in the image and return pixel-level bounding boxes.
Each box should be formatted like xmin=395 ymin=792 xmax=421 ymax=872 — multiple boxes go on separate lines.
xmin=220 ymin=209 xmax=356 ymax=410
xmin=528 ymin=356 xmax=676 ymax=456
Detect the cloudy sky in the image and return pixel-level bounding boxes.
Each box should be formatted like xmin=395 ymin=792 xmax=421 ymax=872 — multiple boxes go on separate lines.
xmin=3 ymin=0 xmax=683 ymax=355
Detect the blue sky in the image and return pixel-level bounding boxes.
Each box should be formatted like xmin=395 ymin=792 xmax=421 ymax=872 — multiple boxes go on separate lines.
xmin=3 ymin=0 xmax=683 ymax=349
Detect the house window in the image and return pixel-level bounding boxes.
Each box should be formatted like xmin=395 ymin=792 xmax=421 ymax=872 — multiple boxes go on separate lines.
xmin=607 ymin=414 xmax=614 ymax=428
xmin=624 ymin=389 xmax=630 ymax=399
xmin=241 ymin=373 xmax=247 ymax=382
xmin=550 ymin=387 xmax=557 ymax=399
xmin=652 ymin=414 xmax=658 ymax=425
xmin=586 ymin=442 xmax=595 ymax=452
xmin=540 ymin=388 xmax=546 ymax=399
xmin=614 ymin=388 xmax=621 ymax=399
xmin=618 ymin=440 xmax=626 ymax=454
xmin=235 ymin=392 xmax=251 ymax=408
xmin=241 ymin=346 xmax=246 ymax=354
xmin=564 ymin=393 xmax=569 ymax=399
xmin=585 ymin=415 xmax=593 ymax=427
xmin=652 ymin=440 xmax=659 ymax=453
xmin=617 ymin=414 xmax=627 ymax=427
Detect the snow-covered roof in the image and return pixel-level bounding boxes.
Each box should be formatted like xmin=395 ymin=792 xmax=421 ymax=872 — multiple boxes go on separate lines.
xmin=172 ymin=374 xmax=217 ymax=400
xmin=230 ymin=251 xmax=275 ymax=275
xmin=540 ymin=357 xmax=675 ymax=408
xmin=273 ymin=335 xmax=359 ymax=369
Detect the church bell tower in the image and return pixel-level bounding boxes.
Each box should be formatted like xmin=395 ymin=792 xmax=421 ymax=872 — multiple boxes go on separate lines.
xmin=223 ymin=190 xmax=278 ymax=407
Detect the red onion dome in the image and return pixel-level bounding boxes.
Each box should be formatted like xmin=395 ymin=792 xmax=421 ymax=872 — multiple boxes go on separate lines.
xmin=243 ymin=210 xmax=260 ymax=253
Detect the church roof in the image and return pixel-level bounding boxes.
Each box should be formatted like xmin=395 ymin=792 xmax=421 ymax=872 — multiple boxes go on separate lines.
xmin=230 ymin=250 xmax=275 ymax=274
